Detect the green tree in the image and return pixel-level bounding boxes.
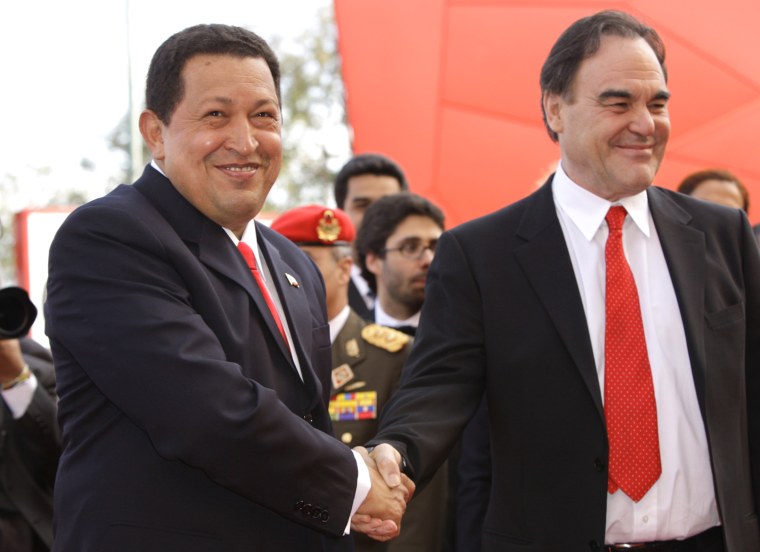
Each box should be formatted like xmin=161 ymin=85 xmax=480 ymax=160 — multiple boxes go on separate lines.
xmin=267 ymin=5 xmax=351 ymax=212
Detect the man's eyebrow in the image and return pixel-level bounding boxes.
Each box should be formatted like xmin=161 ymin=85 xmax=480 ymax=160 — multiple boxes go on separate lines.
xmin=597 ymin=89 xmax=671 ymax=101
xmin=598 ymin=89 xmax=633 ymax=100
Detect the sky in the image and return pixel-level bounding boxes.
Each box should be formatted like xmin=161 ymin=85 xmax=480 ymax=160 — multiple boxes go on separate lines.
xmin=0 ymin=0 xmax=335 ymax=213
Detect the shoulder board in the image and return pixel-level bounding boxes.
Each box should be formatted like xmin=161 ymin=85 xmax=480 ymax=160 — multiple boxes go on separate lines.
xmin=361 ymin=324 xmax=411 ymax=353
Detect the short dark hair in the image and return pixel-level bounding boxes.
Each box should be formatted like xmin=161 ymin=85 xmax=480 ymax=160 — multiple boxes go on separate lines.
xmin=146 ymin=24 xmax=281 ymax=125
xmin=355 ymin=192 xmax=445 ymax=293
xmin=677 ymin=168 xmax=750 ymax=212
xmin=334 ymin=153 xmax=409 ymax=209
xmin=540 ymin=10 xmax=667 ymax=142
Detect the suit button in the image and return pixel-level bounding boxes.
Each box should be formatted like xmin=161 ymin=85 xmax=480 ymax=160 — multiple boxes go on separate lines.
xmin=302 ymin=503 xmax=312 ymax=515
xmin=303 ymin=413 xmax=314 ymax=424
xmin=320 ymin=510 xmax=330 ymax=523
xmin=294 ymin=500 xmax=305 ymax=511
xmin=311 ymin=506 xmax=322 ymax=518
xmin=593 ymin=458 xmax=605 ymax=472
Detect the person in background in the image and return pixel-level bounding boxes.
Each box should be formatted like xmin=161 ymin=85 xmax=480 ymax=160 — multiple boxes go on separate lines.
xmin=677 ymin=168 xmax=760 ymax=248
xmin=677 ymin=168 xmax=749 ymax=212
xmin=272 ymin=205 xmax=424 ymax=551
xmin=353 ymin=192 xmax=450 ymax=550
xmin=363 ymin=10 xmax=759 ymax=551
xmin=354 ymin=192 xmax=444 ymax=337
xmin=44 ymin=23 xmax=411 ymax=552
xmin=334 ymin=154 xmax=409 ymax=320
xmin=0 ymin=287 xmax=59 ymax=552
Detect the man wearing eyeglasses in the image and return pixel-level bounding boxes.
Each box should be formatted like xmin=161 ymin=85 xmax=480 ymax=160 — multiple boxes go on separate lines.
xmin=354 ymin=192 xmax=444 ymax=338
xmin=353 ymin=192 xmax=449 ymax=550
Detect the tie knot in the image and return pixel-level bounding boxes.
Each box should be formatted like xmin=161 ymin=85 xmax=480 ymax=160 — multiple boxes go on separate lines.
xmin=606 ymin=206 xmax=627 ymax=232
xmin=237 ymin=241 xmax=257 ymax=271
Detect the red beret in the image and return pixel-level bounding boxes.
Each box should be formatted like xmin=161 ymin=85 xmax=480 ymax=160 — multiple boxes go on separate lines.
xmin=271 ymin=205 xmax=355 ymax=246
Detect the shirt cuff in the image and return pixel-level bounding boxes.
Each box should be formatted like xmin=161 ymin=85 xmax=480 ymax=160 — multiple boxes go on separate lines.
xmin=345 ymin=448 xmax=371 ymax=534
xmin=1 ymin=372 xmax=38 ymax=419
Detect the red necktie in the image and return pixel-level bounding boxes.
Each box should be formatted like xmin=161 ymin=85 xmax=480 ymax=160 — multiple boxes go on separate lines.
xmin=237 ymin=241 xmax=288 ymax=345
xmin=604 ymin=206 xmax=661 ymax=502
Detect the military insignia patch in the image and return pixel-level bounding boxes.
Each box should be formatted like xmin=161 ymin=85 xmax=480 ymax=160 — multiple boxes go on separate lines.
xmin=345 ymin=338 xmax=360 ymax=358
xmin=344 ymin=381 xmax=367 ymax=392
xmin=317 ymin=209 xmax=341 ymax=242
xmin=361 ymin=324 xmax=411 ymax=353
xmin=331 ymin=363 xmax=354 ymax=390
xmin=329 ymin=391 xmax=378 ymax=421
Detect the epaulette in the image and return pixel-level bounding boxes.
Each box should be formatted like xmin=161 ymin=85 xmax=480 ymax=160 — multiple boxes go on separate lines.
xmin=361 ymin=324 xmax=411 ymax=353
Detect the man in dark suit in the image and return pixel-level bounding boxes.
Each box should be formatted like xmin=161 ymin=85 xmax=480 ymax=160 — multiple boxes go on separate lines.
xmin=362 ymin=10 xmax=760 ymax=551
xmin=45 ymin=24 xmax=411 ymax=552
xmin=0 ymin=336 xmax=59 ymax=552
xmin=334 ymin=154 xmax=410 ymax=320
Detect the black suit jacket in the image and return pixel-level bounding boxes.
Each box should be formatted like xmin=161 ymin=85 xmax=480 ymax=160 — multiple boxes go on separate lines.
xmin=370 ymin=178 xmax=760 ymax=551
xmin=348 ymin=279 xmax=374 ymax=321
xmin=45 ymin=166 xmax=356 ymax=552
xmin=0 ymin=338 xmax=59 ymax=550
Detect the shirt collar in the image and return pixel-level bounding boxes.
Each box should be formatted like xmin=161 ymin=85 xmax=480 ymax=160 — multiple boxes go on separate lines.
xmin=553 ymin=162 xmax=651 ymax=240
xmin=374 ymin=301 xmax=420 ymax=329
xmin=329 ymin=305 xmax=351 ymax=344
xmin=151 ymin=160 xmax=262 ymax=251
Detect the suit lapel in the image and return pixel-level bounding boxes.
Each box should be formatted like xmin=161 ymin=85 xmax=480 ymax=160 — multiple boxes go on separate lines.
xmin=258 ymin=228 xmax=315 ymax=378
xmin=133 ymin=168 xmax=301 ymax=372
xmin=647 ymin=188 xmax=707 ymax=408
xmin=514 ymin=181 xmax=603 ymax=418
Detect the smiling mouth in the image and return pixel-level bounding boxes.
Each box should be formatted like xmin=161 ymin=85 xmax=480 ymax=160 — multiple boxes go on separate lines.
xmin=218 ymin=163 xmax=261 ymax=173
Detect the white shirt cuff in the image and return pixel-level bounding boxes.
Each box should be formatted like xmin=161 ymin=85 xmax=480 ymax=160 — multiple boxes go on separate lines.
xmin=1 ymin=372 xmax=38 ymax=419
xmin=345 ymin=449 xmax=371 ymax=534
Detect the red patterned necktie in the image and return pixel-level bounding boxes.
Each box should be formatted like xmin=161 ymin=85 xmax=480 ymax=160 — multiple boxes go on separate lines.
xmin=604 ymin=206 xmax=661 ymax=502
xmin=237 ymin=241 xmax=288 ymax=345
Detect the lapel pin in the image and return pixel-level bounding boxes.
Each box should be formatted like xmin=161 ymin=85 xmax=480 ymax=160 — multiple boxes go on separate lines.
xmin=285 ymin=273 xmax=300 ymax=288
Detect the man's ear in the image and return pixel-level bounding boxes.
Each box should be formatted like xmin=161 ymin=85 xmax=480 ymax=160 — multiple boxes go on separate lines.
xmin=365 ymin=251 xmax=382 ymax=277
xmin=336 ymin=256 xmax=353 ymax=285
xmin=542 ymin=92 xmax=564 ymax=136
xmin=139 ymin=110 xmax=165 ymax=161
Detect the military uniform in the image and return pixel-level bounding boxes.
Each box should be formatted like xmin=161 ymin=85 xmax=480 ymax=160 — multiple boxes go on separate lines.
xmin=329 ymin=310 xmax=411 ymax=448
xmin=330 ymin=312 xmax=448 ymax=552
xmin=271 ymin=205 xmax=448 ymax=552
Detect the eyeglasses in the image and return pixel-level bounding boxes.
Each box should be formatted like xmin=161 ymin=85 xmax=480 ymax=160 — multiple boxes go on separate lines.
xmin=381 ymin=238 xmax=438 ymax=260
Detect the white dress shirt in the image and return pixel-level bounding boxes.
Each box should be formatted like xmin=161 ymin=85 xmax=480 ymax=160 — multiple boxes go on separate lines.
xmin=329 ymin=305 xmax=351 ymax=344
xmin=1 ymin=373 xmax=37 ymax=418
xmin=552 ymin=163 xmax=720 ymax=543
xmin=374 ymin=302 xmax=420 ymax=330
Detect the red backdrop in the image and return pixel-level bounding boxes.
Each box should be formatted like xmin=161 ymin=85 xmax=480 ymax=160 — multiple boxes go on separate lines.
xmin=334 ymin=0 xmax=760 ymax=228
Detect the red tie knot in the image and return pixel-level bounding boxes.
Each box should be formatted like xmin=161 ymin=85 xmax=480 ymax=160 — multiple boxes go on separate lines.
xmin=237 ymin=241 xmax=257 ymax=271
xmin=606 ymin=206 xmax=627 ymax=233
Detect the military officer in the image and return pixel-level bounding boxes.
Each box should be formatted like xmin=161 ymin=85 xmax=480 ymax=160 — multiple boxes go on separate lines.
xmin=272 ymin=206 xmax=448 ymax=551
xmin=271 ymin=205 xmax=412 ymax=445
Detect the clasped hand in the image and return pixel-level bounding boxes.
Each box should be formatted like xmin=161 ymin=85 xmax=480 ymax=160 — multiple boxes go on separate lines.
xmin=351 ymin=444 xmax=415 ymax=542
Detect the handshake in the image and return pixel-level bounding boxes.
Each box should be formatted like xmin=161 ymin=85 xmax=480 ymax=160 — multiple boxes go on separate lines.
xmin=351 ymin=444 xmax=416 ymax=542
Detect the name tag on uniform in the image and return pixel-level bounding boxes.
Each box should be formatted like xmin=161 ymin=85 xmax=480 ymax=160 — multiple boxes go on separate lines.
xmin=329 ymin=391 xmax=377 ymax=421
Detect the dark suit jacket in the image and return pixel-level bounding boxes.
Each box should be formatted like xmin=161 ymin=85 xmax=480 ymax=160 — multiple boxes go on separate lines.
xmin=370 ymin=178 xmax=760 ymax=551
xmin=44 ymin=166 xmax=357 ymax=552
xmin=348 ymin=279 xmax=374 ymax=321
xmin=0 ymin=338 xmax=59 ymax=550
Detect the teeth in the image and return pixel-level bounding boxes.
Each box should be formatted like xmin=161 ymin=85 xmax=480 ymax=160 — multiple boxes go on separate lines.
xmin=225 ymin=165 xmax=255 ymax=172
